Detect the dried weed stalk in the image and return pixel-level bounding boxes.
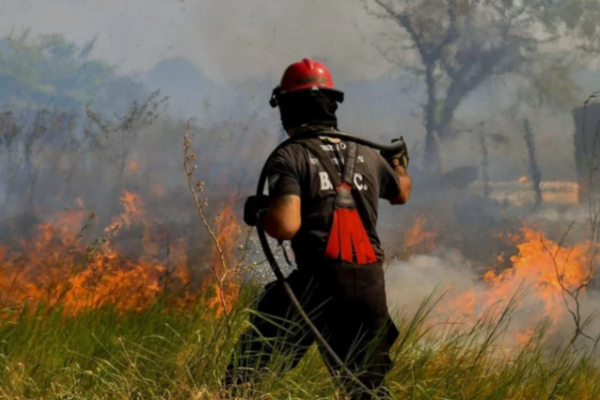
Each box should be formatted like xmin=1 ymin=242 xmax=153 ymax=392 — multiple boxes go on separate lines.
xmin=182 ymin=119 xmax=258 ymax=318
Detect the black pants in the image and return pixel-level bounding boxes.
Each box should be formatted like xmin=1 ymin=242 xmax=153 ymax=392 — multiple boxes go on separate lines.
xmin=223 ymin=261 xmax=399 ymax=400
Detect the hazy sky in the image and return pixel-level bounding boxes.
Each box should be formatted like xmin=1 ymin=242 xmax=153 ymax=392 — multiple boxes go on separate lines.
xmin=0 ymin=0 xmax=427 ymax=153
xmin=0 ymin=0 xmax=593 ymax=180
xmin=0 ymin=0 xmax=400 ymax=83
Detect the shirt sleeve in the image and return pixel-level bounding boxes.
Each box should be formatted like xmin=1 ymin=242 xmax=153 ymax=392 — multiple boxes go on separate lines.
xmin=377 ymin=153 xmax=401 ymax=201
xmin=266 ymin=145 xmax=302 ymax=198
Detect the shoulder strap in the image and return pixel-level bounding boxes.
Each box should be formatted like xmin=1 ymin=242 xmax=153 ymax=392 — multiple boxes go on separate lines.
xmin=342 ymin=141 xmax=357 ymax=186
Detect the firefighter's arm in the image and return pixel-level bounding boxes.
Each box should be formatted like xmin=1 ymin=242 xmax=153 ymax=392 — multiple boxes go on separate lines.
xmin=243 ymin=194 xmax=301 ymax=240
xmin=389 ymin=161 xmax=412 ymax=205
xmin=247 ymin=145 xmax=302 ymax=240
xmin=263 ymin=195 xmax=301 ymax=240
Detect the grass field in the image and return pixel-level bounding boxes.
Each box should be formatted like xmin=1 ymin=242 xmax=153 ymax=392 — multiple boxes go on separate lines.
xmin=1 ymin=165 xmax=598 ymax=399
xmin=0 ymin=283 xmax=598 ymax=400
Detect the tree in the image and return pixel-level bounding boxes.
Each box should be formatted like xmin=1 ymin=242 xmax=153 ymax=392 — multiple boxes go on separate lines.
xmin=364 ymin=0 xmax=600 ymax=174
xmin=0 ymin=31 xmax=159 ymax=213
xmin=0 ymin=30 xmax=146 ymax=116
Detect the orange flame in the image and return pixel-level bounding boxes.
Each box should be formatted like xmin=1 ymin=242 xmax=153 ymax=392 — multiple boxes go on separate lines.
xmin=205 ymin=204 xmax=242 ymax=316
xmin=105 ymin=191 xmax=145 ymax=234
xmin=447 ymin=225 xmax=596 ymax=339
xmin=128 ymin=160 xmax=139 ymax=173
xmin=0 ymin=193 xmax=206 ymax=318
xmin=151 ymin=184 xmax=165 ymax=198
xmin=404 ymin=215 xmax=437 ymax=255
xmin=486 ymin=227 xmax=591 ymax=321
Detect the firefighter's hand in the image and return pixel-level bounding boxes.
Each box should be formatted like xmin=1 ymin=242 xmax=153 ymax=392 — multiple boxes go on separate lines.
xmin=380 ymin=137 xmax=409 ymax=169
xmin=243 ymin=195 xmax=271 ymax=227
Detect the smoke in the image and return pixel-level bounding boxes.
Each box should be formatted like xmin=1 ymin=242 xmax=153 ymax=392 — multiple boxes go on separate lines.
xmin=0 ymin=0 xmax=588 ymax=178
xmin=0 ymin=0 xmax=398 ymax=81
xmin=385 ymin=249 xmax=477 ymax=318
xmin=1 ymin=0 xmax=600 ymax=346
xmin=187 ymin=0 xmax=399 ymax=83
xmin=385 ymin=247 xmax=600 ymax=347
xmin=0 ymin=0 xmax=190 ymax=76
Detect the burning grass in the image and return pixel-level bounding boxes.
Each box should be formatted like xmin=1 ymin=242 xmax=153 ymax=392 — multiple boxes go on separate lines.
xmin=0 ymin=192 xmax=191 ymax=318
xmin=0 ymin=189 xmax=246 ymax=319
xmin=0 ymin=207 xmax=598 ymax=399
xmin=0 ymin=128 xmax=598 ymax=398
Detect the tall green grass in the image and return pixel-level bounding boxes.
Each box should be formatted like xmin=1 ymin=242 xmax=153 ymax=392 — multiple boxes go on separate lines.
xmin=0 ymin=285 xmax=598 ymax=400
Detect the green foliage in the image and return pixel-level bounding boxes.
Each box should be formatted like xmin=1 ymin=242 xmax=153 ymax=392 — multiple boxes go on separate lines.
xmin=0 ymin=30 xmax=146 ymax=115
xmin=0 ymin=287 xmax=598 ymax=399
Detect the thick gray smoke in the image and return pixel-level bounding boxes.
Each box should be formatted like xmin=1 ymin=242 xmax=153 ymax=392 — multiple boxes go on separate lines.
xmin=385 ymin=249 xmax=477 ymax=319
xmin=0 ymin=0 xmax=399 ymax=82
xmin=385 ymin=243 xmax=600 ymax=348
xmin=1 ymin=0 xmax=600 ymax=345
xmin=0 ymin=0 xmax=587 ymax=177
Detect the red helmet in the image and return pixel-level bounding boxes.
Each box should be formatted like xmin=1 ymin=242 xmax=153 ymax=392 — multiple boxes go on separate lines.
xmin=270 ymin=58 xmax=344 ymax=107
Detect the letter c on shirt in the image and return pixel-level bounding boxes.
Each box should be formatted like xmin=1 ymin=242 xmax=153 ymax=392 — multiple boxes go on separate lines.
xmin=354 ymin=173 xmax=367 ymax=191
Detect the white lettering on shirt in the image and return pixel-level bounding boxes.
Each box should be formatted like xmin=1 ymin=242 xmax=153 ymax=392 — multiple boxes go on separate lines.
xmin=319 ymin=172 xmax=334 ymax=190
xmin=354 ymin=173 xmax=367 ymax=191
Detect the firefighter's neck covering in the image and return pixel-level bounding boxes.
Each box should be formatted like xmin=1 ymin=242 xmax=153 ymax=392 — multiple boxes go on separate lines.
xmin=300 ymin=139 xmax=377 ymax=265
xmin=277 ymin=90 xmax=339 ymax=132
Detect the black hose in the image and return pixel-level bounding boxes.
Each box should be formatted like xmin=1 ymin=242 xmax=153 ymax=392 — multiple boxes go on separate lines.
xmin=255 ymin=130 xmax=405 ymax=395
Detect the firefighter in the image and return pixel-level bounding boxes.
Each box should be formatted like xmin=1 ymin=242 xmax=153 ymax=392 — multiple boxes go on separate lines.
xmin=223 ymin=58 xmax=412 ymax=399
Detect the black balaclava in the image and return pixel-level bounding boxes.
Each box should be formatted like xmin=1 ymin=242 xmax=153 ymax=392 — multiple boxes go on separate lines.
xmin=277 ymin=89 xmax=341 ymax=132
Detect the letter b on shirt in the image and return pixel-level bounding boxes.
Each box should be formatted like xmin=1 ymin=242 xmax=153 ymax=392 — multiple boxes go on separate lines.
xmin=319 ymin=172 xmax=334 ymax=191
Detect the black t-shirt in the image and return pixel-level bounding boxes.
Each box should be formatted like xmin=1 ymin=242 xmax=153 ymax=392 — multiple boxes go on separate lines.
xmin=266 ymin=135 xmax=401 ymax=266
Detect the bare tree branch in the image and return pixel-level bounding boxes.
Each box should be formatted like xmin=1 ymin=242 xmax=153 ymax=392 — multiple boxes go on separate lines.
xmin=363 ymin=0 xmax=598 ymax=174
